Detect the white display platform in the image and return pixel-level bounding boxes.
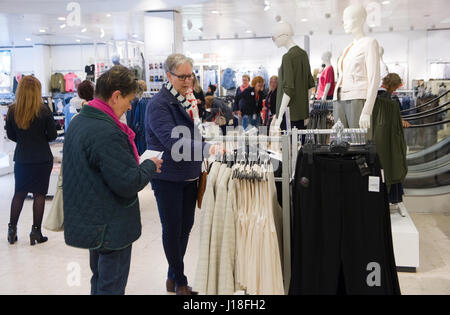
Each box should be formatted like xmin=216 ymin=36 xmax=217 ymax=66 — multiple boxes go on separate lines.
xmin=390 ymin=209 xmax=420 ymax=272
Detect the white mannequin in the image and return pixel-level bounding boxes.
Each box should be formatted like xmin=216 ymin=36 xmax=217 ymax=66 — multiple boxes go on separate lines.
xmin=335 ymin=4 xmax=380 ymax=129
xmin=272 ymin=22 xmax=296 ymax=129
xmin=320 ymin=51 xmax=332 ymax=101
xmin=379 ymin=46 xmax=389 ymax=84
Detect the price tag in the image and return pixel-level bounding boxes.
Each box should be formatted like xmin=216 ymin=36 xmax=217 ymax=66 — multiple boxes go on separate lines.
xmin=369 ymin=176 xmax=380 ymax=193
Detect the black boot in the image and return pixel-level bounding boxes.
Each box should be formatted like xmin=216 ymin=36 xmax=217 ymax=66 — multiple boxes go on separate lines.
xmin=30 ymin=225 xmax=48 ymax=245
xmin=8 ymin=223 xmax=17 ymax=244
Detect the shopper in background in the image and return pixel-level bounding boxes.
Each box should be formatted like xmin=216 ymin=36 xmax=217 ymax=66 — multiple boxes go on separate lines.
xmin=205 ymin=84 xmax=216 ymax=96
xmin=69 ymin=80 xmax=95 ymax=111
xmin=145 ymin=53 xmax=222 ymax=295
xmin=377 ymin=73 xmax=410 ymax=209
xmin=63 ymin=65 xmax=163 ymax=295
xmin=262 ymin=75 xmax=278 ymax=126
xmin=5 ymin=76 xmax=57 ymax=245
xmin=64 ymin=80 xmax=95 ymax=131
xmin=192 ymin=74 xmax=206 ymax=120
xmin=127 ymin=80 xmax=148 ymax=155
xmin=204 ymin=95 xmax=234 ymax=135
xmin=239 ymin=75 xmax=265 ymax=130
xmin=233 ymin=74 xmax=251 ymax=118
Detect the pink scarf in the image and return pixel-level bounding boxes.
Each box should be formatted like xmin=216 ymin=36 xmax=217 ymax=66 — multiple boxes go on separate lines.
xmin=88 ymin=98 xmax=139 ymax=164
xmin=240 ymin=84 xmax=249 ymax=92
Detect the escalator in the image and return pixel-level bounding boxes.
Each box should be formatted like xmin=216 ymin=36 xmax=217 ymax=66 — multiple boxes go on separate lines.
xmin=401 ymin=90 xmax=450 ymax=195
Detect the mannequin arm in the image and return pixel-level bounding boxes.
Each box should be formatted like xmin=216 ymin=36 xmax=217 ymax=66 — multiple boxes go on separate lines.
xmin=359 ymin=39 xmax=381 ymax=129
xmin=321 ymin=83 xmax=331 ymax=101
xmin=274 ymin=93 xmax=291 ymax=128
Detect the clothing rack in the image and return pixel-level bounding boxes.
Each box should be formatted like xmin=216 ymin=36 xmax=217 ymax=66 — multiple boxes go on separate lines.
xmin=206 ymin=132 xmax=293 ymax=294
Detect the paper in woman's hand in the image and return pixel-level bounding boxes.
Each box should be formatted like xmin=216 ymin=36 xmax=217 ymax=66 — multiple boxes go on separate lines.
xmin=139 ymin=150 xmax=163 ymax=164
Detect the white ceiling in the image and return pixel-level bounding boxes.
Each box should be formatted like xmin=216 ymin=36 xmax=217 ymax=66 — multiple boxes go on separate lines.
xmin=0 ymin=0 xmax=449 ymax=46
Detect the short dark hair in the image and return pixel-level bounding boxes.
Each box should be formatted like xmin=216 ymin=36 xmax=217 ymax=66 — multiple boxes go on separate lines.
xmin=95 ymin=65 xmax=138 ymax=100
xmin=208 ymin=84 xmax=217 ymax=93
xmin=77 ymin=80 xmax=94 ymax=101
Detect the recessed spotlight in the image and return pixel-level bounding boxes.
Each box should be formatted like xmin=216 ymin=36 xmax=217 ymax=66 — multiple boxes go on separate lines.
xmin=211 ymin=10 xmax=220 ymax=14
xmin=39 ymin=28 xmax=46 ymax=33
xmin=76 ymin=39 xmax=81 ymax=42
xmin=25 ymin=37 xmax=31 ymax=41
xmin=106 ymin=14 xmax=112 ymax=17
xmin=81 ymin=28 xmax=87 ymax=33
xmin=246 ymin=30 xmax=253 ymax=33
xmin=60 ymin=24 xmax=66 ymax=29
xmin=382 ymin=1 xmax=390 ymax=4
xmin=264 ymin=5 xmax=271 ymax=11
xmin=58 ymin=17 xmax=66 ymax=21
xmin=301 ymin=18 xmax=308 ymax=22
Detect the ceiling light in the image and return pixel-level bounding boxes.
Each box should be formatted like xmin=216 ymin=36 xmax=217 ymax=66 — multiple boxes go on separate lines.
xmin=106 ymin=14 xmax=112 ymax=17
xmin=246 ymin=30 xmax=253 ymax=33
xmin=58 ymin=17 xmax=66 ymax=21
xmin=301 ymin=18 xmax=308 ymax=22
xmin=132 ymin=34 xmax=138 ymax=38
xmin=39 ymin=28 xmax=46 ymax=33
xmin=60 ymin=24 xmax=66 ymax=29
xmin=81 ymin=28 xmax=87 ymax=33
xmin=76 ymin=39 xmax=81 ymax=42
xmin=25 ymin=38 xmax=31 ymax=41
xmin=382 ymin=1 xmax=390 ymax=4
xmin=211 ymin=10 xmax=220 ymax=14
xmin=100 ymin=28 xmax=105 ymax=38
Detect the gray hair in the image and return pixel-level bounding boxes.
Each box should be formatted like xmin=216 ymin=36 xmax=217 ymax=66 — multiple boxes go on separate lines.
xmin=164 ymin=53 xmax=194 ymax=74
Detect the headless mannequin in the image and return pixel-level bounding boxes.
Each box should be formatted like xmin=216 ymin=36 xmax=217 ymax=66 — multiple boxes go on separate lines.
xmin=272 ymin=22 xmax=313 ymax=129
xmin=335 ymin=4 xmax=380 ymax=129
xmin=319 ymin=51 xmax=333 ymax=101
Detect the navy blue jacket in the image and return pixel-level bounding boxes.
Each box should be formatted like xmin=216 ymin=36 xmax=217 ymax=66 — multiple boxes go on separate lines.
xmin=145 ymin=87 xmax=210 ymax=182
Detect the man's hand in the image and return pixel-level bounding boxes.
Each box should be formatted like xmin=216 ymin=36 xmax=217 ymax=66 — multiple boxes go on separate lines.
xmin=402 ymin=120 xmax=411 ymax=128
xmin=149 ymin=157 xmax=163 ymax=173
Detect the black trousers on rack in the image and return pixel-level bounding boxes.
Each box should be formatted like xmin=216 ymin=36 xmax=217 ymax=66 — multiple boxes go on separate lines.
xmin=290 ymin=151 xmax=401 ymax=295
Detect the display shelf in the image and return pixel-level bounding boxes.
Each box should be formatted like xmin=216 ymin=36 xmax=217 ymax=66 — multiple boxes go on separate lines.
xmin=390 ymin=208 xmax=420 ymax=272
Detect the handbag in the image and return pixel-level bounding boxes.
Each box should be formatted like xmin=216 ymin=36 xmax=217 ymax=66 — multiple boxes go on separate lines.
xmin=44 ymin=165 xmax=64 ymax=232
xmin=214 ymin=108 xmax=227 ymax=127
xmin=197 ymin=160 xmax=208 ymax=208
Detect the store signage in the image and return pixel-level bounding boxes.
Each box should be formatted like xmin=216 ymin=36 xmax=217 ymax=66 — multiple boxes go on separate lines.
xmin=66 ymin=2 xmax=81 ymax=27
xmin=366 ymin=2 xmax=381 ymax=28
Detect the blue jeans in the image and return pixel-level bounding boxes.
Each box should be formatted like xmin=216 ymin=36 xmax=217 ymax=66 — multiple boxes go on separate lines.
xmin=242 ymin=115 xmax=260 ymax=130
xmin=89 ymin=245 xmax=132 ymax=295
xmin=151 ymin=179 xmax=198 ymax=286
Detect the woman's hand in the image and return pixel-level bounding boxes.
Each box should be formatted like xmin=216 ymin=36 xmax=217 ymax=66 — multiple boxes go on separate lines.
xmin=402 ymin=120 xmax=411 ymax=128
xmin=209 ymin=144 xmax=225 ymax=156
xmin=149 ymin=157 xmax=163 ymax=173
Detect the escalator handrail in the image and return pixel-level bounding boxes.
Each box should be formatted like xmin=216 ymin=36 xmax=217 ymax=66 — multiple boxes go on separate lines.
xmin=404 ymin=107 xmax=449 ymax=121
xmin=402 ymin=101 xmax=449 ymax=118
xmin=407 ymin=136 xmax=449 ymax=161
xmin=400 ymin=89 xmax=449 ymax=113
xmin=408 ymin=119 xmax=450 ymax=128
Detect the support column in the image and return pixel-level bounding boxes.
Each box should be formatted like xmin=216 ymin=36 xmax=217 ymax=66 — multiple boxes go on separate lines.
xmin=33 ymin=44 xmax=52 ymax=95
xmin=143 ymin=10 xmax=183 ymax=92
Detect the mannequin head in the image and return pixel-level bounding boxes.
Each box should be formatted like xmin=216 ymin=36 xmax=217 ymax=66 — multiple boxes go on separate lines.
xmin=321 ymin=51 xmax=332 ymax=64
xmin=271 ymin=21 xmax=294 ymax=48
xmin=343 ymin=4 xmax=367 ymax=38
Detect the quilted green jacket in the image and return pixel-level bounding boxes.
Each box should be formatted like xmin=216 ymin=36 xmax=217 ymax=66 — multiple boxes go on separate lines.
xmin=372 ymin=92 xmax=408 ymax=191
xmin=63 ymin=105 xmax=156 ymax=250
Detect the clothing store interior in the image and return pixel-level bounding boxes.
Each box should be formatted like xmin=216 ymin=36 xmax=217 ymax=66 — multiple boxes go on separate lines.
xmin=0 ymin=0 xmax=449 ymax=296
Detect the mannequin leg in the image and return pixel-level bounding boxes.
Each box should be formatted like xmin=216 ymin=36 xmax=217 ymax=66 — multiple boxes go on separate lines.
xmin=333 ymin=101 xmax=349 ymax=128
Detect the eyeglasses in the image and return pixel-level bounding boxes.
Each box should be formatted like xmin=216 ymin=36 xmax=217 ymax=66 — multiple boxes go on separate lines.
xmin=170 ymin=72 xmax=194 ymax=81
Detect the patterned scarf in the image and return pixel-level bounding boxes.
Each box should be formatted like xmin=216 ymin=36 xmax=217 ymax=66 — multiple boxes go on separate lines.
xmin=165 ymin=82 xmax=204 ymax=135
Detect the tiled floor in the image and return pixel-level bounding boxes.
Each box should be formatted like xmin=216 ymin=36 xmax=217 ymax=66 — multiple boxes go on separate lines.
xmin=0 ymin=173 xmax=449 ymax=295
